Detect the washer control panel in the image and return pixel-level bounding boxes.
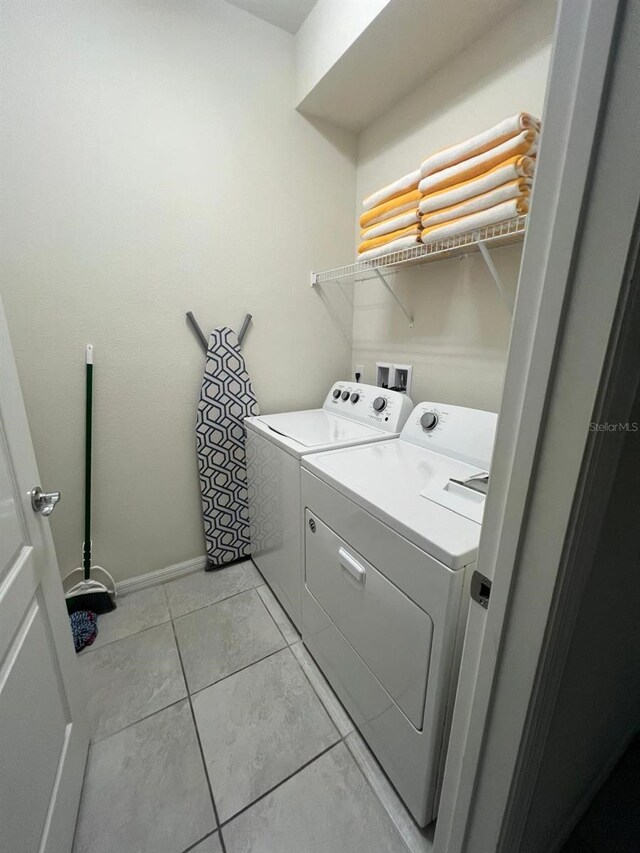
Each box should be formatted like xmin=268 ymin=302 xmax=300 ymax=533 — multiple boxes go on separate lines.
xmin=323 ymin=382 xmax=414 ymax=433
xmin=401 ymin=402 xmax=498 ymax=469
xmin=420 ymin=411 xmax=438 ymax=431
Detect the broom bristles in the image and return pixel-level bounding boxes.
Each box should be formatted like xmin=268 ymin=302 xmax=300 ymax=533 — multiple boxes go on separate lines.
xmin=66 ymin=591 xmax=116 ymax=615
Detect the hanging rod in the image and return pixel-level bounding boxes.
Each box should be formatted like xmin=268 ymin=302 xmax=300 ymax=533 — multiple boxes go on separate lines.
xmin=186 ymin=311 xmax=253 ymax=355
xmin=237 ymin=313 xmax=252 ymax=348
xmin=186 ymin=311 xmax=208 ymax=351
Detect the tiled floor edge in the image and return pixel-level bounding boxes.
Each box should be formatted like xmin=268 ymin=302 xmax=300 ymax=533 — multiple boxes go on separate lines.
xmin=289 ymin=641 xmax=354 ymax=738
xmin=255 ymin=585 xmax=300 ymax=645
xmin=345 ymin=731 xmax=435 ymax=853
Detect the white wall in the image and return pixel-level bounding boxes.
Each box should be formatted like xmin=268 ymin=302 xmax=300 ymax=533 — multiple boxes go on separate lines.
xmin=295 ymin=0 xmax=391 ymax=104
xmin=0 ymin=0 xmax=356 ymax=582
xmin=353 ymin=0 xmax=557 ymax=412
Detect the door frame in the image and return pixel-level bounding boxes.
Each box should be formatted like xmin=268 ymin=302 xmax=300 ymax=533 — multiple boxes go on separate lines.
xmin=433 ymin=0 xmax=640 ymax=850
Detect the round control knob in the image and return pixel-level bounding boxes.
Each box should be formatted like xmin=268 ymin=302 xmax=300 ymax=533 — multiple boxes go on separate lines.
xmin=372 ymin=397 xmax=387 ymax=412
xmin=332 ymin=388 xmax=341 ymax=399
xmin=350 ymin=392 xmax=360 ymax=404
xmin=341 ymin=390 xmax=350 ymax=401
xmin=420 ymin=412 xmax=438 ymax=431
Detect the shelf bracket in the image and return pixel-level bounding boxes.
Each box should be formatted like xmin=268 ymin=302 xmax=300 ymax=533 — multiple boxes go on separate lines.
xmin=478 ymin=241 xmax=514 ymax=314
xmin=373 ymin=268 xmax=414 ymax=330
xmin=311 ymin=272 xmax=353 ymax=306
xmin=337 ymin=280 xmax=353 ymax=306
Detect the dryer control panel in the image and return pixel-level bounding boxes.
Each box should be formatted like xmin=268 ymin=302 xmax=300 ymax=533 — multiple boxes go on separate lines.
xmin=323 ymin=382 xmax=413 ymax=433
xmin=401 ymin=401 xmax=498 ymax=469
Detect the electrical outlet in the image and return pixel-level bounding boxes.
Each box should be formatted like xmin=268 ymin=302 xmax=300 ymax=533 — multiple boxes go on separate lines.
xmin=355 ymin=364 xmax=364 ymax=382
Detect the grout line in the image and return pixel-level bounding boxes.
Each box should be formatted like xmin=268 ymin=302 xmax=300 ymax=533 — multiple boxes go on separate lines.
xmin=170 ymin=618 xmax=228 ymax=853
xmin=187 ymin=645 xmax=288 ymax=700
xmin=180 ymin=829 xmax=221 ymax=853
xmin=89 ymin=695 xmax=188 ymax=745
xmin=219 ymin=740 xmax=343 ymax=829
xmin=169 ymin=581 xmax=264 ymax=623
xmin=80 ymin=613 xmax=173 ymax=656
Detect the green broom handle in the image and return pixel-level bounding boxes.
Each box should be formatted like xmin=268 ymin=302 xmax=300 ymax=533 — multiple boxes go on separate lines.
xmin=83 ymin=345 xmax=93 ymax=580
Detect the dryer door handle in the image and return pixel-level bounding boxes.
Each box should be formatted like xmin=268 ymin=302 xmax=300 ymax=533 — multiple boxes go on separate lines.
xmin=338 ymin=547 xmax=366 ymax=584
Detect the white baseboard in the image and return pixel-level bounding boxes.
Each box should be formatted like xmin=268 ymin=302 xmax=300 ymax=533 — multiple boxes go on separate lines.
xmin=116 ymin=555 xmax=207 ymax=595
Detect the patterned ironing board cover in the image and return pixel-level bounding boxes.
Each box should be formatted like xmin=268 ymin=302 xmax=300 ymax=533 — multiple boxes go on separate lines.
xmin=196 ymin=327 xmax=259 ymax=568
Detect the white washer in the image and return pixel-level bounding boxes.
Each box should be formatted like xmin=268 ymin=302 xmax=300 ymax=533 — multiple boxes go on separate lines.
xmin=300 ymin=402 xmax=498 ymax=826
xmin=245 ymin=383 xmax=413 ymax=629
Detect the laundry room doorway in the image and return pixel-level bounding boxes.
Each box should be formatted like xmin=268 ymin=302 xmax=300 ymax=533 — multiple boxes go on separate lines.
xmin=432 ymin=1 xmax=640 ymax=851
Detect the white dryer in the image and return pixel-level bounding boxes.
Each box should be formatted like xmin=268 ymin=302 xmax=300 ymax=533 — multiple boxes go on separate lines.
xmin=300 ymin=402 xmax=498 ymax=826
xmin=245 ymin=383 xmax=413 ymax=629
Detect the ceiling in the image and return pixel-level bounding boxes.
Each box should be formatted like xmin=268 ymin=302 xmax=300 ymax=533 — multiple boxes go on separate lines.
xmin=225 ymin=0 xmax=318 ymax=34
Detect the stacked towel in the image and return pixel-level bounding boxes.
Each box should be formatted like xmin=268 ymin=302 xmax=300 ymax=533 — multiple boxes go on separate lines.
xmin=359 ymin=170 xmax=423 ymax=260
xmin=418 ymin=114 xmax=539 ymax=245
xmin=362 ymin=169 xmax=421 ymax=211
xmin=356 ymin=113 xmax=540 ymax=260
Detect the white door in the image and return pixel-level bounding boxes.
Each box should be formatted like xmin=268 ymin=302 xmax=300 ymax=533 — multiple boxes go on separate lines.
xmin=0 ymin=297 xmax=89 ymax=853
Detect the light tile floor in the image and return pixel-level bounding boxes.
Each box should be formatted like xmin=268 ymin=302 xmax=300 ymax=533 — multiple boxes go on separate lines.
xmin=73 ymin=562 xmax=432 ymax=853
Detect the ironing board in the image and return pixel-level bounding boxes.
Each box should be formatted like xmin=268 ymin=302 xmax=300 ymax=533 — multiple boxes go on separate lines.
xmin=196 ymin=327 xmax=259 ymax=569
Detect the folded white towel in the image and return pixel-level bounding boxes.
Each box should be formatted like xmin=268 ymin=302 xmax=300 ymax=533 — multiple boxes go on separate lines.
xmin=421 ymin=179 xmax=531 ymax=228
xmin=420 ymin=113 xmax=540 ymax=178
xmin=361 ymin=208 xmax=420 ymax=241
xmin=362 ymin=197 xmax=420 ymax=228
xmin=419 ymin=155 xmax=535 ymax=215
xmin=359 ymin=234 xmax=421 ymax=262
xmin=419 ymin=130 xmax=538 ymax=196
xmin=421 ymin=198 xmax=529 ymax=245
xmin=362 ymin=169 xmax=421 ymax=212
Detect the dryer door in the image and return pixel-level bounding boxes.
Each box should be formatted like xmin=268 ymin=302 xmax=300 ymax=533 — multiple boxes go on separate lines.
xmin=305 ymin=510 xmax=433 ymax=729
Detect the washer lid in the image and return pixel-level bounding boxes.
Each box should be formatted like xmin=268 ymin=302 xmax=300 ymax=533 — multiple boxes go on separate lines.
xmin=255 ymin=410 xmax=387 ymax=448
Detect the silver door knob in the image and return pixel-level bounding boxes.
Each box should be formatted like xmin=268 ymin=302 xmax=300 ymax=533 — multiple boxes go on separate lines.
xmin=31 ymin=486 xmax=61 ymax=517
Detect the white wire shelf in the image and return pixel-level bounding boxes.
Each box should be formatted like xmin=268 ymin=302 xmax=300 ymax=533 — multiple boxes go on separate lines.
xmin=311 ymin=215 xmax=527 ymax=286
